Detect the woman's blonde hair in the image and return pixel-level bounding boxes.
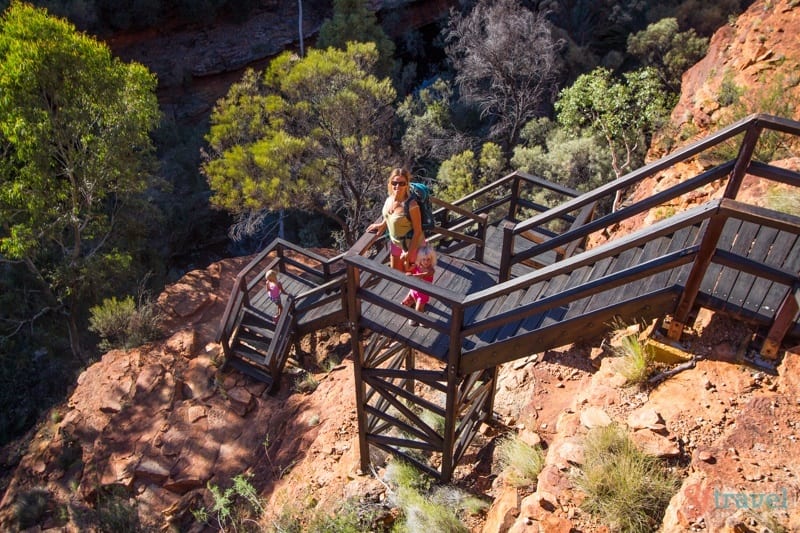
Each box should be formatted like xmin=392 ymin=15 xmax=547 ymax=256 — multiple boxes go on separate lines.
xmin=386 ymin=167 xmax=412 ymax=195
xmin=265 ymin=269 xmax=278 ymax=282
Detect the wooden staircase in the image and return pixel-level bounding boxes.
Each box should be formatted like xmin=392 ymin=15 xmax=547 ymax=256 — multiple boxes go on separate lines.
xmin=223 ymin=298 xmax=296 ymax=392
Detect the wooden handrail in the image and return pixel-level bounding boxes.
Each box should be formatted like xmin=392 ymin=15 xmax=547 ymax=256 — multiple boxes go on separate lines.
xmin=500 ymin=161 xmax=735 ymax=280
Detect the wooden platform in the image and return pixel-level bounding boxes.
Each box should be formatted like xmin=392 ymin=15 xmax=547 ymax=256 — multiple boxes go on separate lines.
xmin=347 ymin=200 xmax=800 ymax=374
xmin=248 ymin=269 xmax=346 ymax=336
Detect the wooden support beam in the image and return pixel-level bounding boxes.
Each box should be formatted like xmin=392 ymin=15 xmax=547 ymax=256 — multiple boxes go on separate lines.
xmin=346 ymin=262 xmax=370 ymax=475
xmin=761 ymin=287 xmax=800 ymax=359
xmin=668 ymin=216 xmax=725 ymax=340
xmin=441 ymin=305 xmax=465 ymax=482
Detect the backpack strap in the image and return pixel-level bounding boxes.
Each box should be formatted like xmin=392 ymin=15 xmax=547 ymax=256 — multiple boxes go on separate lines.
xmin=402 ymin=197 xmax=419 ymax=239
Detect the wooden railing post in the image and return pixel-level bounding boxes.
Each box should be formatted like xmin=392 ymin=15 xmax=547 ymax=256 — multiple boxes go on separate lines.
xmin=475 ymin=213 xmax=488 ymax=263
xmin=276 ymin=243 xmax=287 ymax=274
xmin=670 ymin=122 xmax=762 ymax=341
xmin=498 ymin=220 xmax=516 ymax=282
xmin=346 ymin=260 xmax=370 ymax=474
xmin=508 ymin=174 xmax=521 ymax=221
xmin=668 ymin=214 xmax=726 ymax=340
xmin=440 ymin=303 xmax=464 ymax=482
xmin=723 ymin=123 xmax=763 ymax=199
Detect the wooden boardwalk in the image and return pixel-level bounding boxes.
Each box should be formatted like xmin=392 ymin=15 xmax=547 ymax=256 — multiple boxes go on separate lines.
xmin=349 ymin=202 xmax=800 ymax=374
xmin=217 ymin=113 xmax=800 ymax=481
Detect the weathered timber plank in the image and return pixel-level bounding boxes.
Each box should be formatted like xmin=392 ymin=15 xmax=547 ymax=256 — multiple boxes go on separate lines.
xmin=727 ymin=225 xmax=779 ymax=316
xmin=712 ymin=220 xmax=761 ymax=307
xmin=560 ymin=256 xmax=616 ymax=319
xmin=459 ymin=289 xmax=679 ymax=374
xmin=642 ymin=226 xmax=699 ymax=295
xmin=582 ymin=245 xmax=645 ymax=314
xmin=699 ymin=218 xmax=740 ymax=298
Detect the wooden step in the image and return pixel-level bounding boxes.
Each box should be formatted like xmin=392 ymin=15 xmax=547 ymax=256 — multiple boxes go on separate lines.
xmin=224 ymin=356 xmax=275 ymax=390
xmin=237 ymin=334 xmax=272 ymax=355
xmin=239 ymin=321 xmax=275 ymax=339
xmin=231 ymin=341 xmax=270 ymax=367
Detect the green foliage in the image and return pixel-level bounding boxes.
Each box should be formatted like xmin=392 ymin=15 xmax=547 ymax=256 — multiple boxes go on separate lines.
xmin=89 ymin=297 xmax=136 ymax=350
xmin=384 ymin=459 xmax=431 ymax=494
xmin=512 ymin=119 xmax=613 ymax=193
xmin=393 ymin=486 xmax=469 ymax=533
xmin=293 ymin=371 xmax=319 ymax=394
xmin=575 ymin=424 xmax=679 ymax=533
xmin=436 ymin=143 xmax=506 ymax=203
xmin=305 ymin=499 xmax=386 ymax=533
xmin=708 ymin=70 xmax=800 ymax=162
xmin=88 ymin=291 xmax=162 ymax=350
xmin=627 ymin=17 xmax=708 ymax=93
xmin=203 ymin=42 xmax=397 ymax=246
xmin=556 ymin=66 xmax=674 ymax=181
xmin=397 ymin=77 xmax=473 ymax=173
xmin=13 ymin=487 xmax=51 ymax=529
xmin=317 ymin=0 xmax=395 ymax=77
xmin=0 ymin=2 xmax=160 ymax=359
xmin=716 ymin=69 xmax=743 ymax=107
xmin=495 ymin=433 xmax=546 ymax=487
xmin=194 ymin=473 xmax=266 ymax=531
xmin=766 ymin=185 xmax=800 ymax=217
xmin=384 ymin=460 xmax=485 ymax=533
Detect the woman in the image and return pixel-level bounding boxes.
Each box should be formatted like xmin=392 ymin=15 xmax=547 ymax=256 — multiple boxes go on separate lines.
xmin=368 ymin=168 xmax=425 ymax=271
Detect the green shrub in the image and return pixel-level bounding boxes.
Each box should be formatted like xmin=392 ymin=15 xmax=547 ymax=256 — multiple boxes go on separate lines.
xmin=394 ymin=486 xmax=468 ymax=533
xmin=194 ymin=473 xmax=265 ymax=531
xmin=306 ymin=499 xmax=385 ymax=532
xmin=575 ymin=425 xmax=679 ymax=533
xmin=495 ymin=433 xmax=546 ymax=487
xmin=384 ymin=459 xmax=431 ymax=493
xmin=384 ymin=460 xmax=486 ymax=533
xmin=716 ymin=71 xmax=743 ymax=107
xmin=294 ymin=372 xmax=319 ymax=394
xmin=89 ymin=293 xmax=163 ymax=351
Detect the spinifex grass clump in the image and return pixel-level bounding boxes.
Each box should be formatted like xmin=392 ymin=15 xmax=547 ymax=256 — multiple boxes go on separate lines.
xmin=495 ymin=433 xmax=546 ymax=487
xmin=613 ymin=330 xmax=654 ymax=386
xmin=383 ymin=460 xmax=487 ymax=533
xmin=575 ymin=425 xmax=679 ymax=533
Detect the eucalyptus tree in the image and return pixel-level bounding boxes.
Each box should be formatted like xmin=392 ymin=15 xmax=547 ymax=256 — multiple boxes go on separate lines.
xmin=444 ymin=0 xmax=563 ymax=152
xmin=0 ymin=2 xmax=161 ymax=361
xmin=202 ymin=42 xmax=397 ymax=247
xmin=555 ymin=66 xmax=673 ymax=209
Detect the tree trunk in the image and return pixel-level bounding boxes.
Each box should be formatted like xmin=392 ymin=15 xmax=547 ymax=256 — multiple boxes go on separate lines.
xmin=66 ymin=310 xmax=87 ymax=365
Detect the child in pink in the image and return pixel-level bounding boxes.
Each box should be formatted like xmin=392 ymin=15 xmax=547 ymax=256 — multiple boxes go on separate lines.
xmin=401 ymin=245 xmax=436 ymax=326
xmin=265 ymin=269 xmax=288 ymax=321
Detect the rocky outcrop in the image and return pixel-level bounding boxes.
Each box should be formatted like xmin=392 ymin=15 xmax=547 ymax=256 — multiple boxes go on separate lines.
xmin=106 ymin=0 xmax=458 ymax=121
xmin=660 ymin=0 xmax=800 ymax=153
xmin=0 ymin=255 xmax=361 ymax=530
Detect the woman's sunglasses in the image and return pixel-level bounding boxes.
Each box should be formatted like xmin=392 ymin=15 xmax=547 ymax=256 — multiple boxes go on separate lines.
xmin=391 ymin=181 xmax=407 ymax=187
